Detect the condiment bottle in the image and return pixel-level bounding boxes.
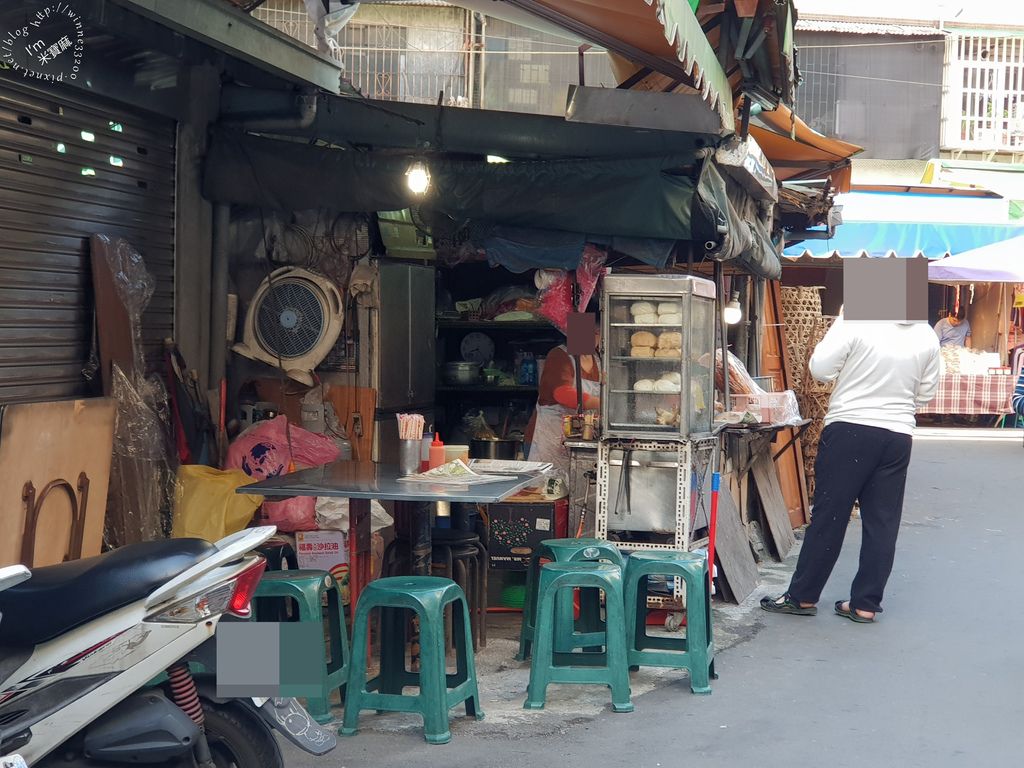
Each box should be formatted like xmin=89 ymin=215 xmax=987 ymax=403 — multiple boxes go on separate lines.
xmin=428 ymin=433 xmax=446 ymax=469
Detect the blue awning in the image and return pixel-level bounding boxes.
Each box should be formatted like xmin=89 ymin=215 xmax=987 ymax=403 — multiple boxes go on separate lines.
xmin=784 ymin=221 xmax=1024 ymax=259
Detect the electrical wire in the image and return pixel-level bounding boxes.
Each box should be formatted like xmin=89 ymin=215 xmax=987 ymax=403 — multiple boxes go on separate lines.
xmin=799 ymin=69 xmax=944 ymax=87
xmin=799 ymin=38 xmax=946 ymax=50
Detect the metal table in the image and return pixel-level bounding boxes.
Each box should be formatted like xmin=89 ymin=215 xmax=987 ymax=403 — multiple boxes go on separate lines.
xmin=240 ymin=462 xmax=535 ymax=605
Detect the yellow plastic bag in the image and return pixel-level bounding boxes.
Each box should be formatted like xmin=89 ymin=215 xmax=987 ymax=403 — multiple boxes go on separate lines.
xmin=172 ymin=465 xmax=264 ymax=542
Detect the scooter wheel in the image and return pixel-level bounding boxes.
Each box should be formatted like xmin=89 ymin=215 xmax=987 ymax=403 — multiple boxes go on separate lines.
xmin=203 ymin=702 xmax=283 ymax=768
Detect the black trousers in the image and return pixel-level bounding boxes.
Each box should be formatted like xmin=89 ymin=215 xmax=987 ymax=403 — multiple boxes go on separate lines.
xmin=788 ymin=421 xmax=913 ymax=614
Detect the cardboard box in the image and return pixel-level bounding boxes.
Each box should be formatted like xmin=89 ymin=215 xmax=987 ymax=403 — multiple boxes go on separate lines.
xmin=295 ymin=530 xmax=350 ymax=604
xmin=487 ymin=498 xmax=568 ymax=570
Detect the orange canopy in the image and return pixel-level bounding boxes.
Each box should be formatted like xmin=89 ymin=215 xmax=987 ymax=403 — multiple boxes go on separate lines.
xmin=749 ymin=104 xmax=862 ymax=192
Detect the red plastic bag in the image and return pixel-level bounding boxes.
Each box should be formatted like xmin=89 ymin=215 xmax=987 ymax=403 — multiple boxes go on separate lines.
xmin=537 ymin=270 xmax=573 ymax=332
xmin=576 ymin=245 xmax=607 ymax=311
xmin=226 ymin=416 xmax=340 ymax=532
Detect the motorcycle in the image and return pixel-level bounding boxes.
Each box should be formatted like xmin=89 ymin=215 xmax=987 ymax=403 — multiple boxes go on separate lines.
xmin=0 ymin=526 xmax=336 ymax=768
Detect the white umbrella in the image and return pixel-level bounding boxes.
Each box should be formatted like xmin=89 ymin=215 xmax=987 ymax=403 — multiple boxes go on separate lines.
xmin=928 ymin=235 xmax=1024 ymax=284
xmin=928 ymin=234 xmax=1024 ymax=363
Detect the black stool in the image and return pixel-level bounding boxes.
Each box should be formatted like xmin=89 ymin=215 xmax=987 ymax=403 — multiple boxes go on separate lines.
xmin=257 ymin=539 xmax=299 ymax=571
xmin=383 ymin=529 xmax=489 ymax=651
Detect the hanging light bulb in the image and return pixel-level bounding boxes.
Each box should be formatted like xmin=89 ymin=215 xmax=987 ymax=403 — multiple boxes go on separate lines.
xmin=405 ymin=160 xmax=431 ymax=195
xmin=723 ymin=293 xmax=743 ymax=325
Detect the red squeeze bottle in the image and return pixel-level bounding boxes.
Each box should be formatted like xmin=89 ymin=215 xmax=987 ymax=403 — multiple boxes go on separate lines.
xmin=428 ymin=433 xmax=446 ymax=469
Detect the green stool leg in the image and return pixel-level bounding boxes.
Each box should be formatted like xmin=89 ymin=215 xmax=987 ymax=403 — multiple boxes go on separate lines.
xmin=450 ymin=596 xmax=485 ymax=721
xmin=340 ymin=599 xmax=373 ymax=737
xmin=602 ymin=580 xmax=633 ymax=713
xmin=683 ymin=570 xmax=713 ymax=695
xmin=516 ymin=551 xmax=543 ymax=661
xmin=523 ymin=582 xmax=557 ymax=710
xmin=416 ymin=603 xmax=452 ymax=745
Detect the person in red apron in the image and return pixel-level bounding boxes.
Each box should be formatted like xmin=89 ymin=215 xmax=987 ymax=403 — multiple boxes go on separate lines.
xmin=524 ymin=339 xmax=601 ymax=479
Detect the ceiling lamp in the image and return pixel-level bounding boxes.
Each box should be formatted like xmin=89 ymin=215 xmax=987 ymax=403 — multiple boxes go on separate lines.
xmin=723 ymin=293 xmax=743 ymax=325
xmin=405 ymin=160 xmax=431 ymax=195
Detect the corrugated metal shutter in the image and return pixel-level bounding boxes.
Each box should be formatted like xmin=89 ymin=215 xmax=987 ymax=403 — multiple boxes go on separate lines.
xmin=0 ymin=74 xmax=175 ymax=405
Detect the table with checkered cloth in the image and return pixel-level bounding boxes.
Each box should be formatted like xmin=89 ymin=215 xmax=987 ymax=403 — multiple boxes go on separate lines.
xmin=917 ymin=374 xmax=1015 ymax=415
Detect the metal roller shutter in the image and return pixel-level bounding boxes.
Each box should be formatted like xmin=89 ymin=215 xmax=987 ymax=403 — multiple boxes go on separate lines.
xmin=0 ymin=73 xmax=175 ymax=404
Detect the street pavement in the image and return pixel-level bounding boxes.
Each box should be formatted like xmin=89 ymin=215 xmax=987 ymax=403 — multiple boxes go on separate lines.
xmin=289 ymin=429 xmax=1023 ymax=768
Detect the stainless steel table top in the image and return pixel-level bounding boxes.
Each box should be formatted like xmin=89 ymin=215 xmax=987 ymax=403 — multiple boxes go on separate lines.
xmin=239 ymin=461 xmax=535 ymax=504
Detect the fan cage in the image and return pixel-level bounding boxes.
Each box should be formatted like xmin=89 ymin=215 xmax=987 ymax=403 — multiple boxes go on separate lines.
xmin=253 ymin=278 xmax=328 ymax=359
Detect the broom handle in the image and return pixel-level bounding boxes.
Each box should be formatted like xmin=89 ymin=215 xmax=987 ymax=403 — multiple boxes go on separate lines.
xmin=708 ymin=472 xmax=720 ymax=591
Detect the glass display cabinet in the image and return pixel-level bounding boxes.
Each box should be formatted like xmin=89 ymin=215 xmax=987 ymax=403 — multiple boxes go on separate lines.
xmin=601 ymin=274 xmax=717 ymax=439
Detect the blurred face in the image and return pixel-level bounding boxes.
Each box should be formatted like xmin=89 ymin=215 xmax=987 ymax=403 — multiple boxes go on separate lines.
xmin=949 ymin=315 xmax=962 ymax=326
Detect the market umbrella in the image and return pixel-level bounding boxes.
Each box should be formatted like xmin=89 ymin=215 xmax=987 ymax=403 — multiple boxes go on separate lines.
xmin=928 ymin=234 xmax=1024 ymax=362
xmin=927 ymin=235 xmax=1024 ymax=284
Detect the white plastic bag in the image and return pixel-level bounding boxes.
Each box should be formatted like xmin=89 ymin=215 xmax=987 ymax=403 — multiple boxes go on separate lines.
xmin=314 ymin=497 xmax=393 ymax=532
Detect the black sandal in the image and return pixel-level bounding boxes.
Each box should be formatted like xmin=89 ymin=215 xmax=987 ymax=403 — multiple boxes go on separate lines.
xmin=759 ymin=593 xmax=817 ymax=616
xmin=834 ymin=600 xmax=875 ymax=624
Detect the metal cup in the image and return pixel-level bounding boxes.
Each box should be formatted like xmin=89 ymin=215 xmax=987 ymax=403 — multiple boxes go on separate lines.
xmin=398 ymin=439 xmax=421 ymax=476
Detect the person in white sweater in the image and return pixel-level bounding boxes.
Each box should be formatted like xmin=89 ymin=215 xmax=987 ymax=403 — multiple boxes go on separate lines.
xmin=761 ymin=312 xmax=940 ymax=623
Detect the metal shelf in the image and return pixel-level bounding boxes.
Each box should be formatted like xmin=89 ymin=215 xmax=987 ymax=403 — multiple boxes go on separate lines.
xmin=436 ymin=385 xmax=538 ymax=394
xmin=609 ymin=389 xmax=682 ymax=395
xmin=609 ymin=322 xmax=684 ymax=328
xmin=436 ymin=319 xmax=557 ymax=331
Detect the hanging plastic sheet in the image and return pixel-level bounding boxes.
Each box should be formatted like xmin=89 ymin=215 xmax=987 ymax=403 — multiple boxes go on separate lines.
xmin=96 ymin=234 xmax=177 ymax=548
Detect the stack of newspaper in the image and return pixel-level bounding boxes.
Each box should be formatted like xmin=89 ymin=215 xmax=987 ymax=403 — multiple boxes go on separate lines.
xmin=396 ymin=459 xmax=509 ymax=486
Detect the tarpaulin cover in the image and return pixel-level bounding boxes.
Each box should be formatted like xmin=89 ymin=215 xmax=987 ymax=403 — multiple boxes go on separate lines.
xmin=481 ymin=226 xmax=674 ymax=273
xmin=696 ymin=157 xmax=783 ymax=279
xmin=203 ymin=130 xmax=781 ymax=278
xmin=204 ymin=129 xmax=707 ymax=239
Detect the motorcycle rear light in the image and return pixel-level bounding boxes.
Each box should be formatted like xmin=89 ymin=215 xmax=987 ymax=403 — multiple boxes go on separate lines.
xmin=227 ymin=557 xmax=267 ymax=618
xmin=149 ymin=582 xmax=235 ymax=624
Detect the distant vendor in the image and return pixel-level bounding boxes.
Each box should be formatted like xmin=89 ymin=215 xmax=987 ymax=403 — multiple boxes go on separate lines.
xmin=934 ymin=307 xmax=972 ymax=348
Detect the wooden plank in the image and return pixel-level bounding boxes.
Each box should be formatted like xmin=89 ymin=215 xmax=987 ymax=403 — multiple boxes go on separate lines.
xmin=325 ymin=386 xmax=376 ymax=463
xmin=762 ymin=280 xmax=810 ymax=527
xmin=751 ymin=452 xmax=795 ymax=561
xmin=0 ymin=398 xmax=115 ymax=566
xmin=711 ymin=474 xmax=759 ymax=604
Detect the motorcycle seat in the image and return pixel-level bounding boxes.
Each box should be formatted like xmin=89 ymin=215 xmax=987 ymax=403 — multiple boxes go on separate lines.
xmin=0 ymin=538 xmax=218 ymax=647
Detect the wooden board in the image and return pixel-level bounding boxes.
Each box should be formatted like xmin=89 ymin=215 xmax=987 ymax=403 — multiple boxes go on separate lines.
xmin=763 ymin=280 xmax=810 ymax=527
xmin=751 ymin=452 xmax=795 ymax=561
xmin=0 ymin=399 xmax=115 ymax=567
xmin=252 ymin=379 xmax=306 ymax=424
xmin=712 ymin=474 xmax=759 ymax=604
xmin=325 ymin=386 xmax=376 ymax=463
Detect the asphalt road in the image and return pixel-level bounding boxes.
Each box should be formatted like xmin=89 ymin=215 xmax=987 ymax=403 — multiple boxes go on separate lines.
xmin=286 ymin=429 xmax=1023 ymax=768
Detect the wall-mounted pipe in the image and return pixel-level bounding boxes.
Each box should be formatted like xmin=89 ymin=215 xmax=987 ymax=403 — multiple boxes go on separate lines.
xmin=220 ymin=91 xmax=318 ymax=132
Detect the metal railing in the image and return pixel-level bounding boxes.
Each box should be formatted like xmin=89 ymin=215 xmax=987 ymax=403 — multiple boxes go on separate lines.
xmin=942 ymin=34 xmax=1024 ymax=152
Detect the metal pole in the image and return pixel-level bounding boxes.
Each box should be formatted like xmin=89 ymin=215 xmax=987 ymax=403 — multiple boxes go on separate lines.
xmin=209 ymin=203 xmax=230 ymax=388
xmin=715 ymin=262 xmax=730 ymax=411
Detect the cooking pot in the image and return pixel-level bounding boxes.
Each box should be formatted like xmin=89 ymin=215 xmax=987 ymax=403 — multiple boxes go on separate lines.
xmin=470 ymin=438 xmax=522 ymax=460
xmin=444 ymin=361 xmax=481 ymax=386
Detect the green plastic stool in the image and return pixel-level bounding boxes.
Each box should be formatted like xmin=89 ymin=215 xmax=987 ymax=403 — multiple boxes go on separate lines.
xmin=341 ymin=576 xmax=484 ymax=745
xmin=623 ymin=551 xmax=716 ymax=695
xmin=517 ymin=538 xmax=624 ymax=662
xmin=253 ymin=570 xmax=350 ymax=723
xmin=523 ymin=562 xmax=633 ymax=713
